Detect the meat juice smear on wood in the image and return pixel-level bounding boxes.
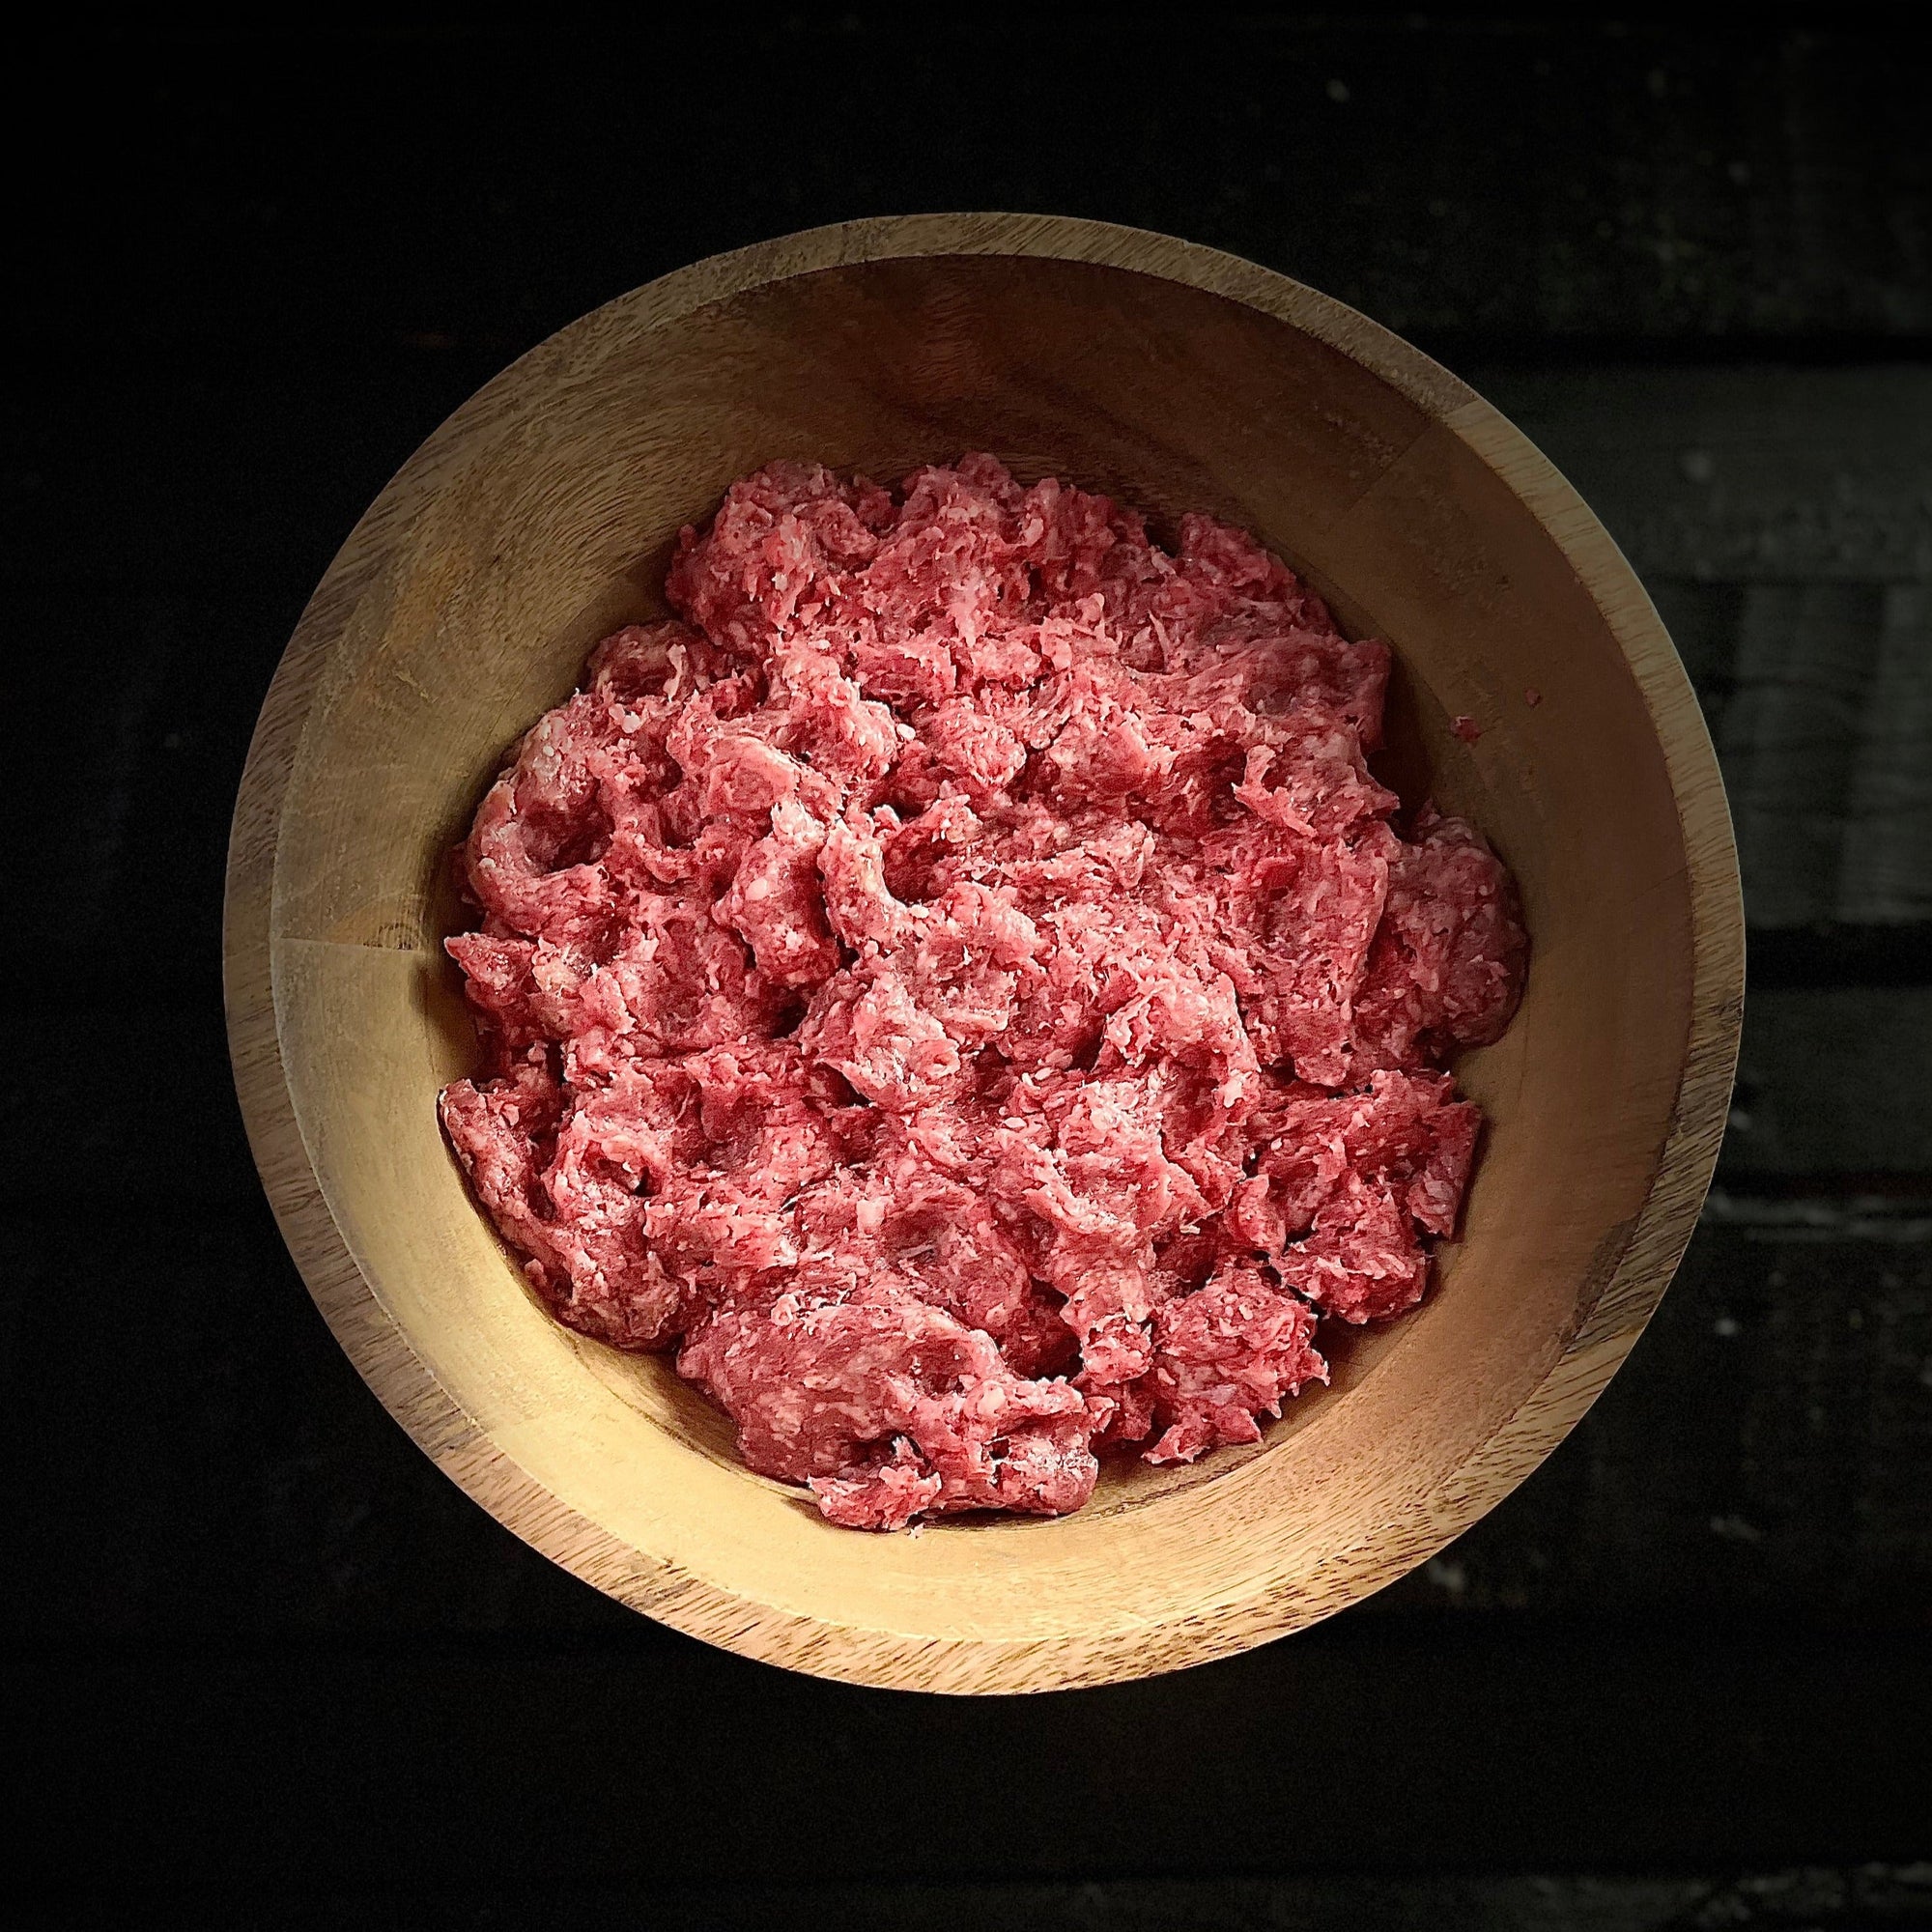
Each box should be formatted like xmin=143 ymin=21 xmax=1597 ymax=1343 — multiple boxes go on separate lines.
xmin=439 ymin=456 xmax=1527 ymax=1529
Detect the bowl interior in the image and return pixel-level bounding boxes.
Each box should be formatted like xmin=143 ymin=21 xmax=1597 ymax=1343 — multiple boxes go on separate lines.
xmin=259 ymin=244 xmax=1709 ymax=1682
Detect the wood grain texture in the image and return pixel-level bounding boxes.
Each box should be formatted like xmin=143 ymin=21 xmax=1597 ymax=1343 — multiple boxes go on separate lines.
xmin=1478 ymin=365 xmax=1932 ymax=929
xmin=25 ymin=23 xmax=1932 ymax=354
xmin=1724 ymin=988 xmax=1932 ymax=1179
xmin=1473 ymin=366 xmax=1932 ymax=585
xmin=135 ymin=1871 xmax=1932 ymax=1931
xmin=14 ymin=364 xmax=1922 ymax=983
xmin=222 ymin=213 xmax=1744 ymax=1691
xmin=14 ymin=1635 xmax=1932 ymax=1889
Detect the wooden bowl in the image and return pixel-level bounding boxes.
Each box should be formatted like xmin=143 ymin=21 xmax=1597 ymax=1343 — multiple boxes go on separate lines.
xmin=224 ymin=214 xmax=1743 ymax=1692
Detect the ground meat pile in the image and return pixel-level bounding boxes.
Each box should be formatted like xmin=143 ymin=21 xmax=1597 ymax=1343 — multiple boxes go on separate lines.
xmin=439 ymin=456 xmax=1527 ymax=1530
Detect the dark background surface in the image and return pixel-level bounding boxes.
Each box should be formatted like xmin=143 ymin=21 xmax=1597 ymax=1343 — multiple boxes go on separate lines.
xmin=8 ymin=17 xmax=1932 ymax=1926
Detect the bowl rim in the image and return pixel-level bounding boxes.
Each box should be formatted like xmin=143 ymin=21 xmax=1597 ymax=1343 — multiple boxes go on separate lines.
xmin=223 ymin=212 xmax=1746 ymax=1692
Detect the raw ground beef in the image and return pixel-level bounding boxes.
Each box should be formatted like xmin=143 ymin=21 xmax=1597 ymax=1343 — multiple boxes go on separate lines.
xmin=439 ymin=456 xmax=1527 ymax=1530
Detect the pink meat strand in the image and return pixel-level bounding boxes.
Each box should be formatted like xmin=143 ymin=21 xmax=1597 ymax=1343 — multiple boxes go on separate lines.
xmin=439 ymin=455 xmax=1527 ymax=1529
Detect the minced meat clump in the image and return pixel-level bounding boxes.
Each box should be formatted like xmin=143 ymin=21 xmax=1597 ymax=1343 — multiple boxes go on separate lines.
xmin=439 ymin=456 xmax=1527 ymax=1529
